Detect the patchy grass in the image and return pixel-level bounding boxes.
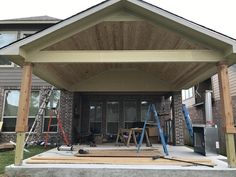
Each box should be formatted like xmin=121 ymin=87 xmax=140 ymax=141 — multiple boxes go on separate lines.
xmin=0 ymin=146 xmax=50 ymax=175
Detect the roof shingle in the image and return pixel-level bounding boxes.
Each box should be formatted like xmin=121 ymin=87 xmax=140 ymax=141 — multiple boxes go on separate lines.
xmin=0 ymin=15 xmax=61 ymax=21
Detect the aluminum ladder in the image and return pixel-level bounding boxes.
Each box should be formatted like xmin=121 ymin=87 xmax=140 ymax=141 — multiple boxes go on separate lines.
xmin=25 ymin=86 xmax=54 ymax=146
xmin=182 ymin=104 xmax=193 ymax=141
xmin=137 ymin=104 xmax=169 ymax=156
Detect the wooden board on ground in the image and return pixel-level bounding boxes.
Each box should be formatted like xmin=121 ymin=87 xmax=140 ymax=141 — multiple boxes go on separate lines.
xmin=27 ymin=156 xmax=215 ymax=166
xmin=75 ymin=149 xmax=162 ymax=157
xmin=0 ymin=143 xmax=15 ymax=152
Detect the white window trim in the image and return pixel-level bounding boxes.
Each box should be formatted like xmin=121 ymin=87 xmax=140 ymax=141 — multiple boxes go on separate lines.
xmin=0 ymin=31 xmax=18 ymax=67
xmin=1 ymin=89 xmax=40 ymax=133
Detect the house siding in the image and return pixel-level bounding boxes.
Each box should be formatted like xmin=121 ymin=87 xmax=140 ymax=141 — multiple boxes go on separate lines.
xmin=212 ymin=64 xmax=236 ymax=100
xmin=0 ymin=67 xmax=49 ymax=87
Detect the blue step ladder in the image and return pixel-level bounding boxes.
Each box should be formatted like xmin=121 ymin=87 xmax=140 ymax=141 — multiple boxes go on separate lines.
xmin=182 ymin=104 xmax=193 ymax=141
xmin=137 ymin=104 xmax=169 ymax=156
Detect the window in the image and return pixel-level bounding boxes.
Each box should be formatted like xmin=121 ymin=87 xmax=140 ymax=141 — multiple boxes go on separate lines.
xmin=0 ymin=32 xmax=17 ymax=67
xmin=106 ymin=101 xmax=119 ymax=134
xmin=124 ymin=101 xmax=137 ymax=128
xmin=2 ymin=90 xmax=40 ymax=132
xmin=43 ymin=90 xmax=60 ymax=133
xmin=0 ymin=32 xmax=17 ymax=48
xmin=182 ymin=87 xmax=194 ymax=100
xmin=141 ymin=100 xmax=156 ymax=122
xmin=89 ymin=102 xmax=102 ymax=134
xmin=141 ymin=100 xmax=149 ymax=122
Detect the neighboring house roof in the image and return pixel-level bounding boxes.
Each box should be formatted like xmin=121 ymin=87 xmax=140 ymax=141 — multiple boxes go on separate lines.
xmin=0 ymin=15 xmax=61 ymax=24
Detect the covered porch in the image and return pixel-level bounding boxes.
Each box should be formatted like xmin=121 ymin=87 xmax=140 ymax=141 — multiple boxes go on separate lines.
xmin=1 ymin=0 xmax=236 ymax=170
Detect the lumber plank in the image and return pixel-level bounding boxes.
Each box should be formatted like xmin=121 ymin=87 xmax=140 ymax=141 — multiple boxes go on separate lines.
xmin=75 ymin=150 xmax=161 ymax=157
xmin=15 ymin=62 xmax=32 ymax=166
xmin=15 ymin=62 xmax=32 ymax=132
xmin=27 ymin=157 xmax=215 ymax=166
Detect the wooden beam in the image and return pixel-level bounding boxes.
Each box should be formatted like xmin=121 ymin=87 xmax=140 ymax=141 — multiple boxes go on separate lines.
xmin=217 ymin=62 xmax=236 ymax=168
xmin=26 ymin=50 xmax=224 ymax=63
xmin=15 ymin=62 xmax=32 ymax=166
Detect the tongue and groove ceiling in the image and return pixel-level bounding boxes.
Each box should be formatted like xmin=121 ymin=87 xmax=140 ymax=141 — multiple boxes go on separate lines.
xmin=35 ymin=20 xmax=213 ymax=91
xmin=43 ymin=21 xmax=206 ymax=50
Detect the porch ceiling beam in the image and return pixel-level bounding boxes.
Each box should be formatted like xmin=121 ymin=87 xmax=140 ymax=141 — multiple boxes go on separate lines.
xmin=26 ymin=50 xmax=224 ymax=63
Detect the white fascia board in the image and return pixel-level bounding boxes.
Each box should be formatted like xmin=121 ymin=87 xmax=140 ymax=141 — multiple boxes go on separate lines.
xmin=128 ymin=0 xmax=236 ymax=47
xmin=0 ymin=0 xmax=121 ymax=55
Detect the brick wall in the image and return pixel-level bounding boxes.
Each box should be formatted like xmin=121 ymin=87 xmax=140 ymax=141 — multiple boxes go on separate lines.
xmin=188 ymin=106 xmax=205 ymax=124
xmin=212 ymin=95 xmax=236 ymax=155
xmin=172 ymin=91 xmax=184 ymax=145
xmin=183 ymin=106 xmax=205 ymax=146
xmin=59 ymin=90 xmax=74 ymax=144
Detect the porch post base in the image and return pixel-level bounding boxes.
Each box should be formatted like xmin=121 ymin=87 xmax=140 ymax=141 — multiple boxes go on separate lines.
xmin=225 ymin=134 xmax=236 ymax=168
xmin=14 ymin=132 xmax=26 ymax=166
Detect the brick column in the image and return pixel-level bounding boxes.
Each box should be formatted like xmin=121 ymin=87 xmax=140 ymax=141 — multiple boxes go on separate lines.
xmin=172 ymin=91 xmax=184 ymax=145
xmin=59 ymin=90 xmax=74 ymax=144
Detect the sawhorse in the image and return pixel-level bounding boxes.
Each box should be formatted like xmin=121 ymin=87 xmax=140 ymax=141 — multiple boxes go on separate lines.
xmin=115 ymin=128 xmax=151 ymax=147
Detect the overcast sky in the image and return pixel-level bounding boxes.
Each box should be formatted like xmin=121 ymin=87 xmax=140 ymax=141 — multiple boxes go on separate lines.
xmin=1 ymin=0 xmax=236 ymax=38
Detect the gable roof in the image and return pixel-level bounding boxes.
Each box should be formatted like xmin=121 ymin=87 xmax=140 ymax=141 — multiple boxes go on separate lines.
xmin=0 ymin=0 xmax=236 ymax=57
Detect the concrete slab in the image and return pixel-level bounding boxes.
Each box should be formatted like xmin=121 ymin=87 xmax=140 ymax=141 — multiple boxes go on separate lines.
xmin=5 ymin=144 xmax=236 ymax=177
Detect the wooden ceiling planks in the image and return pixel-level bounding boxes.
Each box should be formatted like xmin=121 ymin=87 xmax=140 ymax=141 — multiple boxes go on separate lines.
xmin=44 ymin=21 xmax=206 ymax=51
xmin=39 ymin=62 xmax=210 ymax=90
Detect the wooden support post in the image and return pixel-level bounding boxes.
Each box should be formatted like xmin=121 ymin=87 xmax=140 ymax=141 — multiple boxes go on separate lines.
xmin=15 ymin=62 xmax=32 ymax=166
xmin=217 ymin=62 xmax=236 ymax=168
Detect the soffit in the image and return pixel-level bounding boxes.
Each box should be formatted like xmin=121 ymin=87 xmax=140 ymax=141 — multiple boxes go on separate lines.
xmin=33 ymin=62 xmax=214 ymax=91
xmin=43 ymin=21 xmax=207 ymax=50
